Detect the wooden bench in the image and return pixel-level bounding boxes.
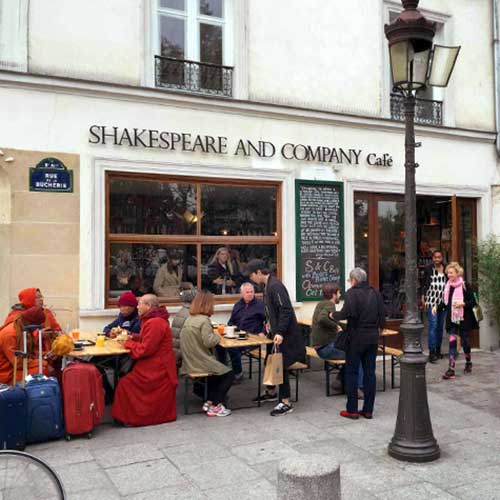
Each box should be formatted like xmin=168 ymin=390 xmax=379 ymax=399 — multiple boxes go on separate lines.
xmin=378 ymin=345 xmax=403 ymax=390
xmin=183 ymin=372 xmax=210 ymax=415
xmin=306 ymin=346 xmax=346 ymax=397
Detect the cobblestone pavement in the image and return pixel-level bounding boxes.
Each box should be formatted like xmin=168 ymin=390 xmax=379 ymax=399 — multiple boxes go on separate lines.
xmin=25 ymin=350 xmax=500 ymax=500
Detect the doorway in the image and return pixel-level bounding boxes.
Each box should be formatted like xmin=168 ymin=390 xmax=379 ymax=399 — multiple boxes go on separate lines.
xmin=354 ymin=192 xmax=479 ymax=347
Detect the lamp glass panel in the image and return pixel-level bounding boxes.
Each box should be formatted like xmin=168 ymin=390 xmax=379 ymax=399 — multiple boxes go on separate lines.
xmin=428 ymin=45 xmax=460 ymax=87
xmin=410 ymin=46 xmax=431 ymax=89
xmin=390 ymin=42 xmax=409 ymax=88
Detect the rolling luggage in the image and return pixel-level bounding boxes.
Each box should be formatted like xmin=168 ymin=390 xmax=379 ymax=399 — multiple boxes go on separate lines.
xmin=62 ymin=362 xmax=105 ymax=439
xmin=18 ymin=325 xmax=64 ymax=444
xmin=0 ymin=384 xmax=26 ymax=450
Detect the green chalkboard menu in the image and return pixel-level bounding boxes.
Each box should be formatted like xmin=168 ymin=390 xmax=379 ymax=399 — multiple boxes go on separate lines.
xmin=295 ymin=180 xmax=345 ymax=301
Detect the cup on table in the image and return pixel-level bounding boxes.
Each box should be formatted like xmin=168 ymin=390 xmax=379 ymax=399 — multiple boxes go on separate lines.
xmin=217 ymin=324 xmax=225 ymax=335
xmin=71 ymin=329 xmax=80 ymax=341
xmin=224 ymin=325 xmax=236 ymax=338
xmin=96 ymin=334 xmax=106 ymax=348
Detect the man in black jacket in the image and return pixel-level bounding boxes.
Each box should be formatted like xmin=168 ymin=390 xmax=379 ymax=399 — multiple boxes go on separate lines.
xmin=246 ymin=259 xmax=305 ymax=416
xmin=331 ymin=268 xmax=385 ymax=419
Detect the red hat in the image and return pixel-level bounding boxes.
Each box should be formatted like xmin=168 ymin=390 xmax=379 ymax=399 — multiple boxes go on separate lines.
xmin=118 ymin=291 xmax=138 ymax=308
xmin=21 ymin=307 xmax=45 ymax=325
xmin=19 ymin=288 xmax=38 ymax=308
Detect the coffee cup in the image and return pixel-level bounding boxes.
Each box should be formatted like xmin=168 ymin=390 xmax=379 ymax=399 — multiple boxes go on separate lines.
xmin=224 ymin=325 xmax=236 ymax=337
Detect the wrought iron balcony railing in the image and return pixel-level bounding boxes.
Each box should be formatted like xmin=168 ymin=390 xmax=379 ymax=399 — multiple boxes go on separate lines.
xmin=155 ymin=55 xmax=233 ymax=98
xmin=390 ymin=93 xmax=443 ymax=126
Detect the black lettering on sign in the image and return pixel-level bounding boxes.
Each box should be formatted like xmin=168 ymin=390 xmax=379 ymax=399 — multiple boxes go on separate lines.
xmin=295 ymin=181 xmax=344 ymax=301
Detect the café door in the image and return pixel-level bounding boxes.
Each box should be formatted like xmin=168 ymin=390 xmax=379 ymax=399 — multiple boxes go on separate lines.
xmin=354 ymin=193 xmax=478 ymax=346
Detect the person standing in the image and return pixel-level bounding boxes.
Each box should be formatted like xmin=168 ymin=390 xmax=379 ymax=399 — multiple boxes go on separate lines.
xmin=332 ymin=268 xmax=385 ymax=420
xmin=421 ymin=250 xmax=447 ymax=363
xmin=111 ymin=294 xmax=178 ymax=426
xmin=440 ymin=262 xmax=478 ymax=380
xmin=246 ymin=259 xmax=305 ymax=417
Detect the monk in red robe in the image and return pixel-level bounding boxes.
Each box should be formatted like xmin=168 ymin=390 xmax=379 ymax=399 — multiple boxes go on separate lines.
xmin=0 ymin=307 xmax=48 ymax=384
xmin=111 ymin=294 xmax=178 ymax=426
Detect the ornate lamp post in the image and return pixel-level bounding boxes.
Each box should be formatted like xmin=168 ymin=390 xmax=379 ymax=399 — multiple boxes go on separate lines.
xmin=385 ymin=0 xmax=460 ymax=463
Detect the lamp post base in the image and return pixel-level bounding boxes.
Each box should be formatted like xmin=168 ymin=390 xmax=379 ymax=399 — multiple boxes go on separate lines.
xmin=388 ymin=322 xmax=440 ymax=463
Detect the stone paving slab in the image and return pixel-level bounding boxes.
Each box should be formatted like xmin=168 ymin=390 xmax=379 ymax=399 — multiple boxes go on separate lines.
xmin=20 ymin=351 xmax=500 ymax=500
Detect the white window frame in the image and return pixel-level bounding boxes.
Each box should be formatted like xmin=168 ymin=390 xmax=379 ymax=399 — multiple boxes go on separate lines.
xmin=382 ymin=1 xmax=455 ymax=127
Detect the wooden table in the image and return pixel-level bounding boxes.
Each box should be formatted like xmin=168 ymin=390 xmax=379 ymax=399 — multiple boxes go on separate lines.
xmin=65 ymin=332 xmax=130 ymax=386
xmin=217 ymin=332 xmax=273 ymax=408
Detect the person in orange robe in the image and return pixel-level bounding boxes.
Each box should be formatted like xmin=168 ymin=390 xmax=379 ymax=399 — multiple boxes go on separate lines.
xmin=0 ymin=307 xmax=48 ymax=384
xmin=111 ymin=294 xmax=178 ymax=427
xmin=4 ymin=288 xmax=61 ymax=332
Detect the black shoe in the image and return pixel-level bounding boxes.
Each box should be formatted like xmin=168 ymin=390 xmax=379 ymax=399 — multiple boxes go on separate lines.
xmin=270 ymin=402 xmax=294 ymax=416
xmin=429 ymin=350 xmax=438 ymax=364
xmin=252 ymin=392 xmax=278 ymax=403
xmin=464 ymin=362 xmax=472 ymax=374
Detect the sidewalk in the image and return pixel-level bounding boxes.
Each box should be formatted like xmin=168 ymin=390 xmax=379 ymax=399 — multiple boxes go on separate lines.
xmin=27 ymin=350 xmax=500 ymax=500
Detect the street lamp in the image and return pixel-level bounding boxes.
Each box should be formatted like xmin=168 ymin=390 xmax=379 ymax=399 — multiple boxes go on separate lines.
xmin=384 ymin=0 xmax=460 ymax=463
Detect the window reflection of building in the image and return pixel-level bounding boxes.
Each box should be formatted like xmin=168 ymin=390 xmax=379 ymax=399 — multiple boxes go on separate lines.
xmin=106 ymin=173 xmax=280 ymax=305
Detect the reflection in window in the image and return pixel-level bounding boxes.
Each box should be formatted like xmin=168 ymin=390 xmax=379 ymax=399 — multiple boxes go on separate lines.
xmin=354 ymin=199 xmax=369 ymax=277
xmin=201 ymin=244 xmax=277 ymax=295
xmin=201 ymin=184 xmax=277 ymax=236
xmin=160 ymin=0 xmax=185 ymax=10
xmin=200 ymin=0 xmax=223 ymax=17
xmin=109 ymin=178 xmax=197 ymax=235
xmin=109 ymin=244 xmax=196 ymax=300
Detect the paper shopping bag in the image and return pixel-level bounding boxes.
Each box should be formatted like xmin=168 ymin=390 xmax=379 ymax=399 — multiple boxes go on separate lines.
xmin=263 ymin=346 xmax=283 ymax=386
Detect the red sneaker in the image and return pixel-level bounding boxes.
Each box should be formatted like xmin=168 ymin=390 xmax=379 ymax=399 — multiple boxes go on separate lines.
xmin=359 ymin=411 xmax=373 ymax=419
xmin=340 ymin=410 xmax=359 ymax=420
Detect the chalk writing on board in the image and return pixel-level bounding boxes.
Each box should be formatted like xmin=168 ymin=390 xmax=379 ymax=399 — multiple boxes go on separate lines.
xmin=296 ymin=182 xmax=344 ymax=300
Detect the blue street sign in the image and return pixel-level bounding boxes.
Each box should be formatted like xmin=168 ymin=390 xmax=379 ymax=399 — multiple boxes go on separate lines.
xmin=29 ymin=157 xmax=74 ymax=193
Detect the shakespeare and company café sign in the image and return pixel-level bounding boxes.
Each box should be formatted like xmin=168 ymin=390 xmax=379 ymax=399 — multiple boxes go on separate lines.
xmin=89 ymin=125 xmax=394 ymax=167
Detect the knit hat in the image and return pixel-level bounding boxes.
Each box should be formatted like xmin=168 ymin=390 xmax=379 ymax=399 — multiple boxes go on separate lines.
xmin=21 ymin=307 xmax=45 ymax=326
xmin=180 ymin=288 xmax=198 ymax=304
xmin=118 ymin=291 xmax=138 ymax=308
xmin=18 ymin=288 xmax=38 ymax=308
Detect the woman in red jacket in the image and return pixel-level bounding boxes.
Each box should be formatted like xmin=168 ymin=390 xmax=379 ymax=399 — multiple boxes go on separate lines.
xmin=111 ymin=294 xmax=178 ymax=426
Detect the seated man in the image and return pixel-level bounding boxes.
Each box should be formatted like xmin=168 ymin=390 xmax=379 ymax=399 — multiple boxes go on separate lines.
xmin=103 ymin=291 xmax=141 ymax=337
xmin=0 ymin=307 xmax=47 ymax=384
xmin=217 ymin=282 xmax=265 ymax=383
xmin=5 ymin=288 xmax=61 ymax=332
xmin=111 ymin=294 xmax=178 ymax=427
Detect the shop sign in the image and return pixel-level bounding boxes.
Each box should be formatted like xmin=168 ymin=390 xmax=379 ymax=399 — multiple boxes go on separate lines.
xmin=29 ymin=158 xmax=74 ymax=193
xmin=88 ymin=125 xmax=393 ymax=168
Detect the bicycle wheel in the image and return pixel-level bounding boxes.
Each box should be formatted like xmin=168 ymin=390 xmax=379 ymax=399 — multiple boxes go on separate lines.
xmin=0 ymin=450 xmax=66 ymax=500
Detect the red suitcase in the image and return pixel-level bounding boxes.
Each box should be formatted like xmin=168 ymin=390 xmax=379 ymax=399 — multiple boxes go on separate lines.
xmin=62 ymin=362 xmax=105 ymax=440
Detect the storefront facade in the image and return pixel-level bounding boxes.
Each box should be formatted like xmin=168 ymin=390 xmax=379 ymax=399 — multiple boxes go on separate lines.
xmin=0 ymin=0 xmax=499 ymax=349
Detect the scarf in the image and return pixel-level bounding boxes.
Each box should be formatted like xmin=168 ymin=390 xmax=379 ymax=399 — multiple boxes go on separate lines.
xmin=444 ymin=277 xmax=465 ymax=324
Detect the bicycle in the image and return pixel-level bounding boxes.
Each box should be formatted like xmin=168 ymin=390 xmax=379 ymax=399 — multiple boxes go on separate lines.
xmin=0 ymin=450 xmax=66 ymax=500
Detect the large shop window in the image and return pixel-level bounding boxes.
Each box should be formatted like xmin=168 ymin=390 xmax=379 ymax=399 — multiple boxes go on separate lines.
xmin=106 ymin=173 xmax=280 ymax=305
xmin=155 ymin=0 xmax=233 ymax=96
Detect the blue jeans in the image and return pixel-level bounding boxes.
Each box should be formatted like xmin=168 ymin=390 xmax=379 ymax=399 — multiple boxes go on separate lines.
xmin=215 ymin=346 xmax=242 ymax=376
xmin=345 ymin=343 xmax=377 ymax=414
xmin=316 ymin=342 xmax=364 ymax=388
xmin=427 ymin=307 xmax=445 ymax=351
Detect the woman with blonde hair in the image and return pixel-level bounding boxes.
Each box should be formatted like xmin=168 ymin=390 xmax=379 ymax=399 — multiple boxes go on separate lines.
xmin=206 ymin=247 xmax=239 ymax=294
xmin=437 ymin=262 xmax=478 ymax=380
xmin=180 ymin=290 xmax=234 ymax=416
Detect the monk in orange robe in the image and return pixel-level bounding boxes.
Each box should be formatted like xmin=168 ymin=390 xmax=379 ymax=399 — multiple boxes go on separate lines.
xmin=0 ymin=307 xmax=48 ymax=385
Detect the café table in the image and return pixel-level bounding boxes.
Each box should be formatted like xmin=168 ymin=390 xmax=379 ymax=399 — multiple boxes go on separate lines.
xmin=216 ymin=332 xmax=273 ymax=408
xmin=65 ymin=332 xmax=130 ymax=387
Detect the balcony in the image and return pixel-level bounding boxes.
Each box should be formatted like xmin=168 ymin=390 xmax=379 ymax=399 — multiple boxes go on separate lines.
xmin=390 ymin=93 xmax=443 ymax=126
xmin=155 ymin=55 xmax=233 ymax=98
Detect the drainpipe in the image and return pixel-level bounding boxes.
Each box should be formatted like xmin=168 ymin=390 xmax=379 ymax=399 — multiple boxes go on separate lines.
xmin=493 ymin=0 xmax=500 ymax=157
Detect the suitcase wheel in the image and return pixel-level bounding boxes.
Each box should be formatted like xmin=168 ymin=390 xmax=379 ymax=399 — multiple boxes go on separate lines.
xmin=87 ymin=432 xmax=92 ymax=439
xmin=65 ymin=434 xmax=71 ymax=441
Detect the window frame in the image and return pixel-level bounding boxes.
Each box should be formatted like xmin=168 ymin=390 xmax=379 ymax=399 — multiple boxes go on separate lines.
xmin=105 ymin=171 xmax=281 ymax=307
xmin=154 ymin=0 xmax=233 ymax=67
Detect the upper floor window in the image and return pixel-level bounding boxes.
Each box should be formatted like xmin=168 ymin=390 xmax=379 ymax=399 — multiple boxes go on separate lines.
xmin=154 ymin=0 xmax=234 ymax=97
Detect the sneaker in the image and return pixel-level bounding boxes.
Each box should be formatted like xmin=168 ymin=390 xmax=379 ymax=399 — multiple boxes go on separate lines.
xmin=359 ymin=411 xmax=373 ymax=419
xmin=464 ymin=363 xmax=472 ymax=374
xmin=202 ymin=401 xmax=212 ymax=412
xmin=252 ymin=392 xmax=278 ymax=403
xmin=270 ymin=402 xmax=294 ymax=416
xmin=443 ymin=368 xmax=456 ymax=380
xmin=206 ymin=404 xmax=232 ymax=417
xmin=340 ymin=410 xmax=359 ymax=420
xmin=429 ymin=350 xmax=439 ymax=364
